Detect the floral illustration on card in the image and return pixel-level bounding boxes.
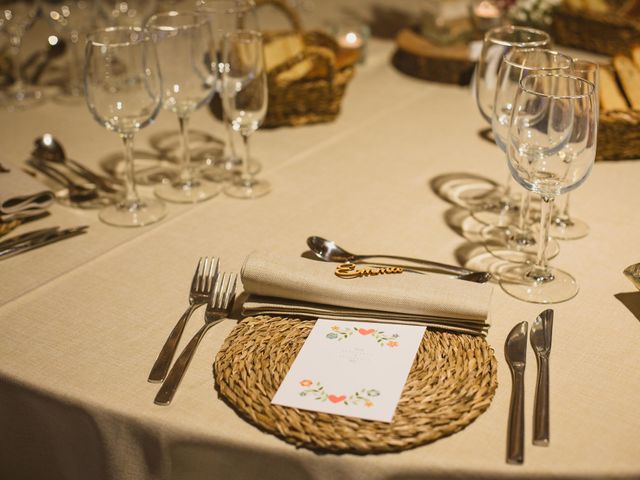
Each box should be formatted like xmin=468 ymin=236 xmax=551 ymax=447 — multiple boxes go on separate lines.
xmin=325 ymin=325 xmax=399 ymax=347
xmin=299 ymin=379 xmax=380 ymax=407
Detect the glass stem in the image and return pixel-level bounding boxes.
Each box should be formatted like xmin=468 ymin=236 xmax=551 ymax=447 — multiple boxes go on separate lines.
xmin=518 ymin=191 xmax=531 ymax=231
xmin=9 ymin=34 xmax=24 ymax=89
xmin=558 ymin=193 xmax=571 ymax=223
xmin=121 ymin=133 xmax=139 ymax=204
xmin=503 ymin=171 xmax=513 ymax=199
xmin=531 ymin=195 xmax=555 ymax=280
xmin=178 ymin=114 xmax=193 ymax=185
xmin=223 ymin=111 xmax=238 ymax=160
xmin=241 ymin=134 xmax=252 ymax=187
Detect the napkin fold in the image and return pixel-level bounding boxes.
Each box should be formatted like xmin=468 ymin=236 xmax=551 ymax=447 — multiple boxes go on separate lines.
xmin=0 ymin=164 xmax=54 ymax=222
xmin=241 ymin=251 xmax=493 ymax=335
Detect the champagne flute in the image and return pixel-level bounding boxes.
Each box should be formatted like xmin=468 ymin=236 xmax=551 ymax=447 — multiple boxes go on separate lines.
xmin=499 ymin=73 xmax=597 ymax=303
xmin=198 ymin=0 xmax=259 ymax=173
xmin=85 ymin=26 xmax=166 ymax=226
xmin=147 ymin=10 xmax=220 ymax=203
xmin=469 ymin=25 xmax=550 ymax=224
xmin=0 ymin=0 xmax=43 ymax=110
xmin=484 ymin=48 xmax=572 ymax=262
xmin=221 ymin=30 xmax=268 ymax=198
xmin=550 ymin=59 xmax=599 ymax=240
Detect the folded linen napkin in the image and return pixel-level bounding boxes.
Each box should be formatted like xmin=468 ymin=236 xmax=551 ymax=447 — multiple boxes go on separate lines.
xmin=241 ymin=251 xmax=493 ymax=335
xmin=0 ymin=164 xmax=54 ymax=222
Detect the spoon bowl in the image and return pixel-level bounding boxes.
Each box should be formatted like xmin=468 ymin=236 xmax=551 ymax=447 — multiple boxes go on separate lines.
xmin=33 ymin=134 xmax=121 ymax=193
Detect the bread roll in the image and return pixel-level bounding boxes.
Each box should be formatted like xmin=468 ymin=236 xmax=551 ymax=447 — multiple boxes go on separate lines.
xmin=599 ymin=67 xmax=629 ymax=111
xmin=613 ymin=55 xmax=640 ymax=109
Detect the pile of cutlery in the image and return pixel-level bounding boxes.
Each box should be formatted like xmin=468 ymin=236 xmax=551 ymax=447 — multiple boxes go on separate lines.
xmin=505 ymin=309 xmax=553 ymax=464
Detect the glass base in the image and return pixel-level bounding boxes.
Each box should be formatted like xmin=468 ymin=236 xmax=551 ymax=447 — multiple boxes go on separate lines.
xmin=0 ymin=85 xmax=44 ymax=111
xmin=550 ymin=216 xmax=589 ymax=240
xmin=99 ymin=197 xmax=166 ymax=227
xmin=203 ymin=155 xmax=261 ymax=175
xmin=224 ymin=178 xmax=270 ymax=199
xmin=482 ymin=225 xmax=560 ymax=263
xmin=498 ymin=263 xmax=579 ymax=304
xmin=155 ymin=178 xmax=221 ymax=203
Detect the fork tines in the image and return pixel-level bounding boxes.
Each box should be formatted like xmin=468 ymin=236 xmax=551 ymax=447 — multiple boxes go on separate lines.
xmin=210 ymin=272 xmax=237 ymax=310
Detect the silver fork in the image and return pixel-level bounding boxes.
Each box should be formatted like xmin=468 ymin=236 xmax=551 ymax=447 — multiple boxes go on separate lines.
xmin=154 ymin=272 xmax=237 ymax=406
xmin=148 ymin=257 xmax=219 ymax=383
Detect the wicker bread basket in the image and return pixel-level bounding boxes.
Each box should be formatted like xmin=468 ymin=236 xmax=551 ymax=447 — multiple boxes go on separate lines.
xmin=598 ymin=110 xmax=640 ymax=160
xmin=254 ymin=0 xmax=358 ymax=128
xmin=551 ymin=1 xmax=640 ymax=56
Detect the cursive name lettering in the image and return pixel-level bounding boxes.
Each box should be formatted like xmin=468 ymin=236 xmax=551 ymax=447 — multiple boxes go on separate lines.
xmin=335 ymin=262 xmax=404 ymax=279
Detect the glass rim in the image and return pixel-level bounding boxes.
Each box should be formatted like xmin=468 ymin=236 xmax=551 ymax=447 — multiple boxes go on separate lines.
xmin=146 ymin=10 xmax=208 ymax=31
xmin=197 ymin=0 xmax=255 ymax=15
xmin=520 ymin=73 xmax=596 ymax=99
xmin=484 ymin=25 xmax=550 ymax=48
xmin=503 ymin=48 xmax=573 ymax=71
xmin=87 ymin=26 xmax=146 ymax=47
xmin=224 ymin=29 xmax=262 ymax=41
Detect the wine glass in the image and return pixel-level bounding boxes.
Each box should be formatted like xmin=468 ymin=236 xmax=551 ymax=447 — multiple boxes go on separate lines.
xmin=0 ymin=1 xmax=43 ymax=110
xmin=499 ymin=73 xmax=597 ymax=303
xmin=98 ymin=0 xmax=158 ymax=27
xmin=484 ymin=48 xmax=572 ymax=262
xmin=44 ymin=0 xmax=97 ymax=98
xmin=198 ymin=0 xmax=260 ymax=174
xmin=85 ymin=26 xmax=166 ymax=227
xmin=469 ymin=25 xmax=551 ymax=224
xmin=221 ymin=30 xmax=268 ymax=198
xmin=147 ymin=10 xmax=220 ymax=203
xmin=550 ymin=59 xmax=599 ymax=240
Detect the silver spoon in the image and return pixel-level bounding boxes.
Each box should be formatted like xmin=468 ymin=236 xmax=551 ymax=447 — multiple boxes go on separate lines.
xmin=33 ymin=134 xmax=121 ymax=193
xmin=307 ymin=236 xmax=491 ymax=282
xmin=26 ymin=158 xmax=100 ymax=203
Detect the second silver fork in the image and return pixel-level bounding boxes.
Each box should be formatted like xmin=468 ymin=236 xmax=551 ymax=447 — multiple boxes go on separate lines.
xmin=148 ymin=257 xmax=219 ymax=383
xmin=154 ymin=272 xmax=237 ymax=406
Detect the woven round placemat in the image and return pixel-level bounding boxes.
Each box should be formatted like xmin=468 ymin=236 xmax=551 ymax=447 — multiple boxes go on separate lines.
xmin=213 ymin=316 xmax=497 ymax=453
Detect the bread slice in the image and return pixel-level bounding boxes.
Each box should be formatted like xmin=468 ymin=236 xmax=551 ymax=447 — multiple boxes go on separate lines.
xmin=600 ymin=67 xmax=629 ymax=111
xmin=613 ymin=55 xmax=640 ymax=109
xmin=631 ymin=45 xmax=640 ymax=71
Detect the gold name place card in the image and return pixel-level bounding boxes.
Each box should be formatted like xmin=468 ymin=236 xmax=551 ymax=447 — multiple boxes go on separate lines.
xmin=335 ymin=262 xmax=404 ymax=279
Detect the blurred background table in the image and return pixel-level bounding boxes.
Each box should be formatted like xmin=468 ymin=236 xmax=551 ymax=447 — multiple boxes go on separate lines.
xmin=0 ymin=1 xmax=639 ymax=479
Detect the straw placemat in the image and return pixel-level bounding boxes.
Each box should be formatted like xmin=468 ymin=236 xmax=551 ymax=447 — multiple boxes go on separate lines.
xmin=214 ymin=316 xmax=497 ymax=453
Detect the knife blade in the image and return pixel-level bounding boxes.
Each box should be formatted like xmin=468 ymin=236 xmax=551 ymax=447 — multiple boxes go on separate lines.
xmin=0 ymin=225 xmax=88 ymax=260
xmin=0 ymin=227 xmax=60 ymax=250
xmin=505 ymin=321 xmax=528 ymax=464
xmin=531 ymin=309 xmax=553 ymax=446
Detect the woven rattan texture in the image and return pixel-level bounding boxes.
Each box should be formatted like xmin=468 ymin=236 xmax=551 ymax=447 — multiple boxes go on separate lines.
xmin=213 ymin=316 xmax=498 ymax=453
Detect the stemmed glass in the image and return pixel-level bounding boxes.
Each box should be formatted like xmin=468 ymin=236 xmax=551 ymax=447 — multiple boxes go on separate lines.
xmin=85 ymin=26 xmax=166 ymax=226
xmin=44 ymin=0 xmax=97 ymax=98
xmin=221 ymin=30 xmax=268 ymax=198
xmin=470 ymin=25 xmax=551 ymax=225
xmin=0 ymin=1 xmax=43 ymax=110
xmin=499 ymin=73 xmax=598 ymax=303
xmin=147 ymin=11 xmax=220 ymax=203
xmin=198 ymin=0 xmax=259 ymax=173
xmin=550 ymin=59 xmax=599 ymax=240
xmin=484 ymin=48 xmax=572 ymax=262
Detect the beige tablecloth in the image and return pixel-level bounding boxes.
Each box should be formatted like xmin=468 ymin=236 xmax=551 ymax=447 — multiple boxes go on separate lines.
xmin=1 ymin=3 xmax=639 ymax=479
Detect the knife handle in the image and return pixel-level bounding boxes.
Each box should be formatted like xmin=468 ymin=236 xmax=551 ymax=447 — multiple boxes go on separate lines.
xmin=533 ymin=355 xmax=550 ymax=446
xmin=507 ymin=369 xmax=525 ymax=464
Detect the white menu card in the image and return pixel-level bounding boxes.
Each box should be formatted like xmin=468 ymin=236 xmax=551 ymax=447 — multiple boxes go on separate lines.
xmin=271 ymin=319 xmax=426 ymax=423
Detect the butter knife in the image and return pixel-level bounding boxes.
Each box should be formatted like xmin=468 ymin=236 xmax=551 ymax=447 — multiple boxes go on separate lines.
xmin=531 ymin=309 xmax=553 ymax=446
xmin=0 ymin=227 xmax=60 ymax=250
xmin=505 ymin=321 xmax=528 ymax=464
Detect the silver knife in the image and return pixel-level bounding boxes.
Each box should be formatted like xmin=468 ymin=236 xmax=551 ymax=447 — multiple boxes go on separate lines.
xmin=0 ymin=226 xmax=88 ymax=260
xmin=505 ymin=321 xmax=528 ymax=464
xmin=531 ymin=309 xmax=553 ymax=446
xmin=0 ymin=227 xmax=61 ymax=250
